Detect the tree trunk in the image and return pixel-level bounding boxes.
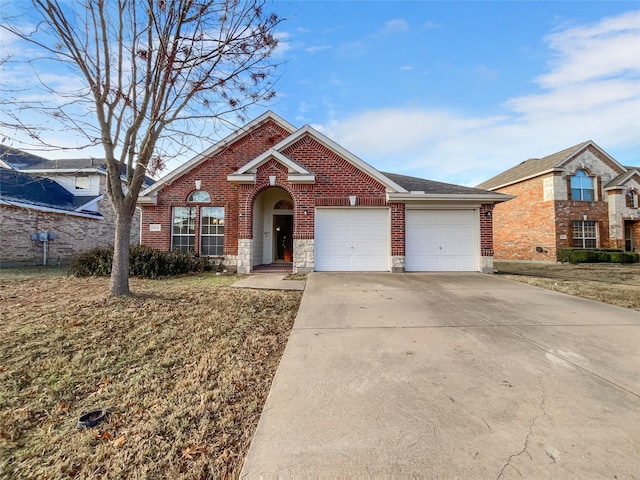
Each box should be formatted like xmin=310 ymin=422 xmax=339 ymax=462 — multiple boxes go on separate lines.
xmin=109 ymin=212 xmax=133 ymax=296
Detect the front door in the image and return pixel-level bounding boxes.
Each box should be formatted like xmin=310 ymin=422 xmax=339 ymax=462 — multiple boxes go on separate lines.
xmin=274 ymin=215 xmax=293 ymax=262
xmin=625 ymin=221 xmax=634 ymax=251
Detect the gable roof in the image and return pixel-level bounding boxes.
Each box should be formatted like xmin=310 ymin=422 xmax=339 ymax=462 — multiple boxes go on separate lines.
xmin=140 ymin=111 xmax=297 ymax=197
xmin=227 ymin=124 xmax=409 ymax=192
xmin=138 ymin=111 xmax=512 ymax=205
xmin=605 ymin=167 xmax=640 ymax=190
xmin=0 ymin=168 xmax=102 ymax=218
xmin=476 ymin=140 xmax=627 ymax=190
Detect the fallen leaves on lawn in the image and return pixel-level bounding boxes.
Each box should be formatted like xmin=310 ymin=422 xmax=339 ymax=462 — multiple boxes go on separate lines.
xmin=0 ymin=273 xmax=301 ymax=479
xmin=182 ymin=444 xmax=207 ymax=459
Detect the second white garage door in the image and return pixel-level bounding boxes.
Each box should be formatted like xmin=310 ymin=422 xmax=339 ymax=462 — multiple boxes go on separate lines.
xmin=315 ymin=208 xmax=389 ymax=271
xmin=406 ymin=209 xmax=477 ymax=271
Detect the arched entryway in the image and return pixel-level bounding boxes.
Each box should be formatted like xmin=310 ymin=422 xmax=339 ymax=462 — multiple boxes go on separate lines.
xmin=252 ymin=187 xmax=294 ymax=268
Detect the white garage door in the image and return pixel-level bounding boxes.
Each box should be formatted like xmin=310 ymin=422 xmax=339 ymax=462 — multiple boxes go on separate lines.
xmin=315 ymin=208 xmax=389 ymax=271
xmin=406 ymin=209 xmax=477 ymax=271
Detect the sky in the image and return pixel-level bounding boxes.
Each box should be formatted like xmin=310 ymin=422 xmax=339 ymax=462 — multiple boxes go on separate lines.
xmin=1 ymin=1 xmax=639 ymax=187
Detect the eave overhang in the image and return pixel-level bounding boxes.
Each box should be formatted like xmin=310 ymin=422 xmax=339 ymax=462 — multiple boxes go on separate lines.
xmin=387 ymin=192 xmax=515 ymax=204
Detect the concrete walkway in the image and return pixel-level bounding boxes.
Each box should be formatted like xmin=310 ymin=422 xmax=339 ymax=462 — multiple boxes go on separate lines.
xmin=241 ymin=272 xmax=640 ymax=479
xmin=231 ymin=273 xmax=305 ymax=291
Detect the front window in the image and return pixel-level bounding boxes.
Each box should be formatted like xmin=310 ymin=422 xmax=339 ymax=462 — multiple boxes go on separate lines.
xmin=626 ymin=189 xmax=638 ymax=208
xmin=188 ymin=190 xmax=211 ymax=202
xmin=200 ymin=207 xmax=224 ymax=256
xmin=572 ymin=220 xmax=597 ymax=248
xmin=172 ymin=207 xmax=196 ymax=252
xmin=570 ymin=170 xmax=594 ymax=201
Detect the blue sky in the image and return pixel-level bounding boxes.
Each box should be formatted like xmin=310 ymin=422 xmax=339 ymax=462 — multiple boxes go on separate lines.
xmin=1 ymin=1 xmax=639 ymax=186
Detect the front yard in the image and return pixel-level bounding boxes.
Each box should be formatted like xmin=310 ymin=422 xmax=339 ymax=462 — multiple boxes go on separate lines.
xmin=0 ymin=271 xmax=302 ymax=479
xmin=494 ymin=261 xmax=640 ymax=310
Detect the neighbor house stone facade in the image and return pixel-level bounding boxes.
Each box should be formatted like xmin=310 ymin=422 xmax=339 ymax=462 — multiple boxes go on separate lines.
xmin=477 ymin=141 xmax=640 ymax=261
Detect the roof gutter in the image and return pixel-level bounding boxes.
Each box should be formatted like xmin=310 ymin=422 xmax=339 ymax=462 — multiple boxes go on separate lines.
xmin=387 ymin=192 xmax=515 ymax=203
xmin=0 ymin=199 xmax=105 ymax=218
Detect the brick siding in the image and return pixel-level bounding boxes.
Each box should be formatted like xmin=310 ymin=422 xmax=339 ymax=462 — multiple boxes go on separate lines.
xmin=1 ymin=176 xmax=141 ymax=266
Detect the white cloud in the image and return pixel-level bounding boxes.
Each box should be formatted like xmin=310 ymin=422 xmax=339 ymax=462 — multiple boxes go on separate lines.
xmin=380 ymin=18 xmax=409 ymax=35
xmin=317 ymin=10 xmax=640 ymax=186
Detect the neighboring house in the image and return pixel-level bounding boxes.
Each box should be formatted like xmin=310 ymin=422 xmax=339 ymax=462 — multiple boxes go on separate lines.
xmin=0 ymin=145 xmax=153 ymax=266
xmin=138 ymin=111 xmax=511 ymax=274
xmin=476 ymin=140 xmax=640 ymax=261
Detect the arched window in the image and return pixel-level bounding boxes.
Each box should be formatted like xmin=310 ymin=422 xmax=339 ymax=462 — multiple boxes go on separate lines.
xmin=187 ymin=190 xmax=211 ymax=203
xmin=570 ymin=170 xmax=594 ymax=201
xmin=627 ymin=189 xmax=639 ymax=209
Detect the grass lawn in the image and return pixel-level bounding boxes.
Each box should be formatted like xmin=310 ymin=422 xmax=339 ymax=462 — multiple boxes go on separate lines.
xmin=494 ymin=261 xmax=640 ymax=310
xmin=0 ymin=269 xmax=302 ymax=479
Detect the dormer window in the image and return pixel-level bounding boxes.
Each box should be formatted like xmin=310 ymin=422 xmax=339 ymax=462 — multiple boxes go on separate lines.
xmin=187 ymin=190 xmax=211 ymax=203
xmin=570 ymin=170 xmax=594 ymax=201
xmin=75 ymin=176 xmax=90 ymax=190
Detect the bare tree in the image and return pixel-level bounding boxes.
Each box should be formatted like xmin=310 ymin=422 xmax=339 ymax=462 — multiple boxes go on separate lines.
xmin=0 ymin=0 xmax=283 ymax=295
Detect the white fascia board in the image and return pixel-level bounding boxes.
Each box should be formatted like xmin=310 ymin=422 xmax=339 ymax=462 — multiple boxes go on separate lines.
xmin=0 ymin=199 xmax=104 ymax=219
xmin=235 ymin=149 xmax=311 ymax=175
xmin=139 ymin=111 xmax=297 ymax=198
xmin=73 ymin=194 xmax=104 ymax=212
xmin=227 ymin=173 xmax=256 ymax=184
xmin=387 ymin=192 xmax=515 ymax=203
xmin=288 ymin=174 xmax=316 ymax=183
xmin=264 ymin=125 xmax=408 ymax=193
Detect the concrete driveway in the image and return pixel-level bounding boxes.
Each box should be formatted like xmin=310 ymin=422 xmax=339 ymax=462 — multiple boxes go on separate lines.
xmin=241 ymin=273 xmax=640 ymax=479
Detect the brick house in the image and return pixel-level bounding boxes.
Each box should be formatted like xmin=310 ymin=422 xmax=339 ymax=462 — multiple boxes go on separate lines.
xmin=138 ymin=111 xmax=511 ymax=274
xmin=0 ymin=145 xmax=152 ymax=266
xmin=476 ymin=140 xmax=640 ymax=261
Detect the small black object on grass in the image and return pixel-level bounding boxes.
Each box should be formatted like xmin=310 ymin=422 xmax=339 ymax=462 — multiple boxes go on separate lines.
xmin=77 ymin=410 xmax=108 ymax=429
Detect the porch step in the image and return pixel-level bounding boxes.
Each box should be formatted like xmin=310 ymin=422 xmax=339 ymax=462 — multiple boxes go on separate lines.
xmin=251 ymin=263 xmax=293 ymax=274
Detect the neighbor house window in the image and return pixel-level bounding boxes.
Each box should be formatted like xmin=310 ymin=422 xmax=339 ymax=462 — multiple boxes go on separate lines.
xmin=200 ymin=207 xmax=224 ymax=256
xmin=626 ymin=189 xmax=638 ymax=208
xmin=172 ymin=207 xmax=196 ymax=252
xmin=188 ymin=190 xmax=211 ymax=202
xmin=570 ymin=170 xmax=594 ymax=201
xmin=75 ymin=176 xmax=90 ymax=190
xmin=572 ymin=220 xmax=597 ymax=248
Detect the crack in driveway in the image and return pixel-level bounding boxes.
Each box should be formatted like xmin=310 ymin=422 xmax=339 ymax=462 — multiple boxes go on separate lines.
xmin=496 ymin=379 xmax=547 ymax=479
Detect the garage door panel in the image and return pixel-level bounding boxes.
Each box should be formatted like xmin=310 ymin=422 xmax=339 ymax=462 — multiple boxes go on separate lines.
xmin=315 ymin=208 xmax=389 ymax=271
xmin=406 ymin=210 xmax=477 ymax=272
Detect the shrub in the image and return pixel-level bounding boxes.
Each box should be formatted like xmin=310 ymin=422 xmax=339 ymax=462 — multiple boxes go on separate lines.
xmin=557 ymin=248 xmax=573 ymax=263
xmin=570 ymin=250 xmax=590 ymax=264
xmin=596 ymin=251 xmax=611 ymax=263
xmin=610 ymin=252 xmax=640 ymax=264
xmin=71 ymin=245 xmax=214 ymax=278
xmin=69 ymin=246 xmax=114 ymax=277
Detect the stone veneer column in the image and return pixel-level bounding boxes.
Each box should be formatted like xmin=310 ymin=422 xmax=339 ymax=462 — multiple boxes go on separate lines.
xmin=293 ymin=239 xmax=314 ymax=274
xmin=391 ymin=256 xmax=405 ymax=273
xmin=237 ymin=239 xmax=253 ymax=274
xmin=481 ymin=256 xmax=494 ymax=274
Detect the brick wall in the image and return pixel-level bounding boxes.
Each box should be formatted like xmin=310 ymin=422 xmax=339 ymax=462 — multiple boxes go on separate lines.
xmin=0 ymin=177 xmax=142 ymax=265
xmin=494 ymin=175 xmax=557 ymax=260
xmin=141 ymin=120 xmax=291 ymax=254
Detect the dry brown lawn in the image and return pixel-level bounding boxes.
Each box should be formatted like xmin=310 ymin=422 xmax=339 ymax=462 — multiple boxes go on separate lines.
xmin=0 ymin=269 xmax=302 ymax=479
xmin=494 ymin=261 xmax=640 ymax=310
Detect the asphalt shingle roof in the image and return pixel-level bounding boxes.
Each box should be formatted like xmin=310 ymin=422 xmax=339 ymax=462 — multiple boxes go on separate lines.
xmin=382 ymin=172 xmax=498 ymax=195
xmin=0 ymin=168 xmax=101 ymax=216
xmin=476 ymin=141 xmax=590 ymax=190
